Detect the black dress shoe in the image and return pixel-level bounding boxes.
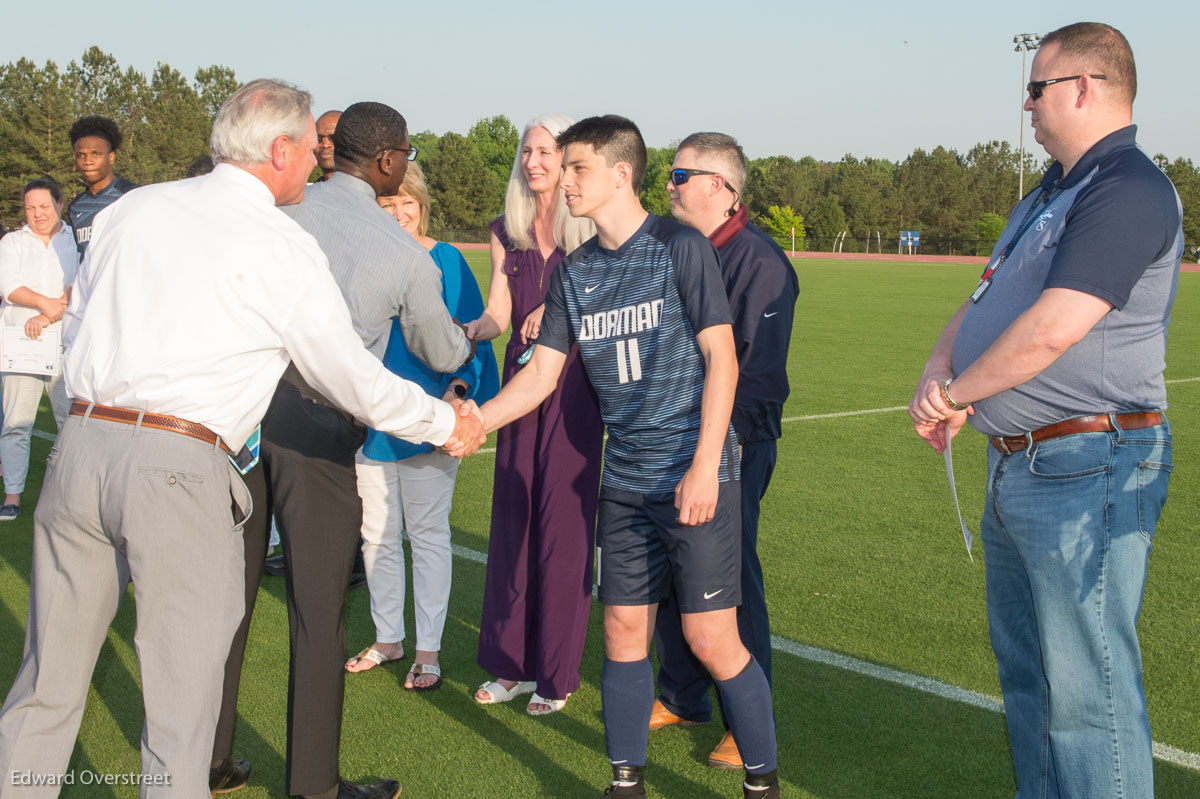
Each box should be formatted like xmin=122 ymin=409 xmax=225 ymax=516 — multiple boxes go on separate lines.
xmin=209 ymin=758 xmax=252 ymax=794
xmin=305 ymin=778 xmax=401 ymax=799
xmin=263 ymin=554 xmax=287 ymax=577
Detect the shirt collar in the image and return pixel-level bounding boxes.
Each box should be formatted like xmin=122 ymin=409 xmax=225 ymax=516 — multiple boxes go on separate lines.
xmin=213 ymin=162 xmax=278 ymax=204
xmin=708 ymin=204 xmax=749 ymax=249
xmin=324 ymin=170 xmax=377 ymax=201
xmin=17 ymin=222 xmax=70 ymax=243
xmin=1040 ymin=124 xmax=1138 ymax=191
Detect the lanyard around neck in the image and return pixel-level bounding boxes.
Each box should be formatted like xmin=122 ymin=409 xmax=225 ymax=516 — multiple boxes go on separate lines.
xmin=970 ymin=187 xmax=1054 ymax=303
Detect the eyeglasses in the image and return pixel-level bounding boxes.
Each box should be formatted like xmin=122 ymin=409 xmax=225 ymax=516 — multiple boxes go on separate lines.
xmin=669 ymin=168 xmax=738 ymax=196
xmin=378 ymin=145 xmax=420 ymax=163
xmin=1026 ymin=74 xmax=1106 ymax=101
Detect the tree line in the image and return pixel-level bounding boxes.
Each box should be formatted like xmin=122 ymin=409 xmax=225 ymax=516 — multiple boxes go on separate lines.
xmin=2 ymin=49 xmax=1196 ymax=258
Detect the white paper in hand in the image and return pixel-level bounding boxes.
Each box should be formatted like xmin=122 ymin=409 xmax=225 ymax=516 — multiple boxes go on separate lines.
xmin=943 ymin=433 xmax=974 ymax=561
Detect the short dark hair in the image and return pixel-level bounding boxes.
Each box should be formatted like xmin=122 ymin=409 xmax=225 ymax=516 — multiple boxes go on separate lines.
xmin=69 ymin=115 xmax=124 ymax=151
xmin=24 ymin=175 xmax=63 ymax=204
xmin=1041 ymin=22 xmax=1137 ymax=104
xmin=557 ymin=115 xmax=648 ymax=191
xmin=332 ymin=102 xmax=408 ymax=167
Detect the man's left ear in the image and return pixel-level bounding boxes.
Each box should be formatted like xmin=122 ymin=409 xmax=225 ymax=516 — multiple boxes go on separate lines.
xmin=375 ymin=150 xmax=393 ymax=176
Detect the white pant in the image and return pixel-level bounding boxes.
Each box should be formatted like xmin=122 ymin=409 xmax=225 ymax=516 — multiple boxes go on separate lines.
xmin=354 ymin=449 xmax=459 ymax=651
xmin=0 ymin=371 xmax=70 ymax=495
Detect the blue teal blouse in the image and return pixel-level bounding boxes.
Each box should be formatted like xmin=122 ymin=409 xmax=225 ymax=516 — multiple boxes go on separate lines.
xmin=362 ymin=241 xmax=500 ymax=461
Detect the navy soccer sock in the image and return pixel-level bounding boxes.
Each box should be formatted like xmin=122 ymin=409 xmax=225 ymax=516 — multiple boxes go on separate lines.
xmin=714 ymin=656 xmax=778 ymax=775
xmin=602 ymin=656 xmax=654 ymax=769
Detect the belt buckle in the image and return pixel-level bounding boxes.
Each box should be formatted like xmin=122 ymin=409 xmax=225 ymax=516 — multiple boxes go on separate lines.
xmin=994 ymin=436 xmax=1012 ymax=455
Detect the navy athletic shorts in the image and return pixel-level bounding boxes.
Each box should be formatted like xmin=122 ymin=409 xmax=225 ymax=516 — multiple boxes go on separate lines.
xmin=595 ymin=479 xmax=741 ymax=613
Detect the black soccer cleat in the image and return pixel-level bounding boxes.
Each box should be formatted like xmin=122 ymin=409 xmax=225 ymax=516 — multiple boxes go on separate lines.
xmin=603 ymin=765 xmax=646 ymax=797
xmin=744 ymin=769 xmax=780 ymax=799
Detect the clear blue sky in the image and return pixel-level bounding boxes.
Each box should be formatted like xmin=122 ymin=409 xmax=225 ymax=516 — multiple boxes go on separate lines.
xmin=4 ymin=1 xmax=1196 ymax=164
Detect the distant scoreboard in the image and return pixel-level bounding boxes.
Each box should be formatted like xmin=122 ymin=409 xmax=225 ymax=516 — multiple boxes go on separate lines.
xmin=899 ymin=230 xmax=920 ymax=247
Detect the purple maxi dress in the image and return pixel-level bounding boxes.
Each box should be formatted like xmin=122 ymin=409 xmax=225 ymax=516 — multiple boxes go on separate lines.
xmin=477 ymin=215 xmax=604 ymax=701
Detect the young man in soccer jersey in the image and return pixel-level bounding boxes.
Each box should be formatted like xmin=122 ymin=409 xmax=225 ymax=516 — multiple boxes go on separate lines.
xmin=464 ymin=115 xmax=779 ymax=799
xmin=68 ymin=115 xmax=138 ymax=257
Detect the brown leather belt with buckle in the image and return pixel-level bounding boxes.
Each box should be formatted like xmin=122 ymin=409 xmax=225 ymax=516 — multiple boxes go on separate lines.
xmin=70 ymin=400 xmax=232 ymax=455
xmin=989 ymin=411 xmax=1164 ymax=455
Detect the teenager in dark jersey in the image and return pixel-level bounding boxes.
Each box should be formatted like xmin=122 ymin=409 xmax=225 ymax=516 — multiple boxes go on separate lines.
xmin=67 ymin=115 xmax=138 ymax=257
xmin=462 ymin=116 xmax=779 ymax=799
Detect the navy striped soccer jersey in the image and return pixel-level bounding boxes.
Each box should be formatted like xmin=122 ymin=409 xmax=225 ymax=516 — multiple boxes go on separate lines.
xmin=68 ymin=176 xmax=138 ymax=256
xmin=539 ymin=213 xmax=740 ymax=494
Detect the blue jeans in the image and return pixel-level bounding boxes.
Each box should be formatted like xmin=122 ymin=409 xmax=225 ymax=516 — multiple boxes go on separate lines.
xmin=981 ymin=420 xmax=1171 ymax=799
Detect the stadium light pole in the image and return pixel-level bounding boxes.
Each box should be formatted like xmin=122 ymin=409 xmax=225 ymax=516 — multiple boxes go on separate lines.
xmin=1013 ymin=33 xmax=1043 ymax=199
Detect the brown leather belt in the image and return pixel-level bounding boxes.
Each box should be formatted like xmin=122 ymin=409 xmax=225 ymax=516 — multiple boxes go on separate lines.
xmin=989 ymin=411 xmax=1164 ymax=455
xmin=70 ymin=400 xmax=232 ymax=455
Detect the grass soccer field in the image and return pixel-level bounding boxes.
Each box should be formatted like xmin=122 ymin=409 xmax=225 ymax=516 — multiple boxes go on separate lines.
xmin=0 ymin=255 xmax=1197 ymax=798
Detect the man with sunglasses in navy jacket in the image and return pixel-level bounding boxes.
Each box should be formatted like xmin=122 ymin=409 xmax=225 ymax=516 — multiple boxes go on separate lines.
xmin=650 ymin=132 xmax=797 ymax=770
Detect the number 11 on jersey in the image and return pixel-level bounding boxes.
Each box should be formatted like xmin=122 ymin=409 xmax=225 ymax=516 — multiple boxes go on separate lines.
xmin=615 ymin=338 xmax=642 ymax=383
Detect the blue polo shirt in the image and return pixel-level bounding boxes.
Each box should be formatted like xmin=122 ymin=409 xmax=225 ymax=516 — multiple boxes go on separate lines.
xmin=952 ymin=125 xmax=1184 ymax=436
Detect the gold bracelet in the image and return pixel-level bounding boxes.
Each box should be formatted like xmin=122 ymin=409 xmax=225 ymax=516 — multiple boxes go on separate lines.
xmin=940 ymin=379 xmax=970 ymax=411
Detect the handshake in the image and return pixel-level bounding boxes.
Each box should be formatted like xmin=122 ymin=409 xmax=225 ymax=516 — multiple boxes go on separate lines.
xmin=440 ymin=397 xmax=489 ymax=459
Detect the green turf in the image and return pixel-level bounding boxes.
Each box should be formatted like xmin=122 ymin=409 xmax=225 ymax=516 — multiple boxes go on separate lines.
xmin=0 ymin=256 xmax=1197 ymax=797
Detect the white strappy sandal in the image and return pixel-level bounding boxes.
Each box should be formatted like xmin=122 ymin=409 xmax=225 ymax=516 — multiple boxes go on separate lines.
xmin=527 ymin=692 xmax=571 ymax=716
xmin=475 ymin=680 xmax=536 ymax=704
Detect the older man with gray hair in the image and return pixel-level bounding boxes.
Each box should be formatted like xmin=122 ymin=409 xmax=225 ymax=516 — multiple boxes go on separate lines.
xmin=0 ymin=78 xmax=482 ymax=799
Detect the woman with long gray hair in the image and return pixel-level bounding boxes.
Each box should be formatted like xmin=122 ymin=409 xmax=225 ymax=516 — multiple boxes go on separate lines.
xmin=467 ymin=114 xmax=602 ymax=715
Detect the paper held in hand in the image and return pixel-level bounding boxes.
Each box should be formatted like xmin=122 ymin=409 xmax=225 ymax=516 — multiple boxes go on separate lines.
xmin=1 ymin=326 xmax=61 ymax=376
xmin=943 ymin=433 xmax=974 ymax=561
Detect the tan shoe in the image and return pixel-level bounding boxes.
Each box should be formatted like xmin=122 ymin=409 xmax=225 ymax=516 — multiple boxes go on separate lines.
xmin=648 ymin=698 xmax=708 ymax=730
xmin=707 ymin=730 xmax=743 ymax=770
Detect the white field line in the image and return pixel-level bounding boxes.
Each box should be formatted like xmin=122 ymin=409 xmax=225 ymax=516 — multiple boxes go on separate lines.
xmin=446 ymin=542 xmax=1200 ymax=772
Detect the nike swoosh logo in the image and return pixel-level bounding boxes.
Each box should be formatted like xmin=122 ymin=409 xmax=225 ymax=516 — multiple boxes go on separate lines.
xmin=745 ymin=763 xmax=766 ymax=770
xmin=611 ymin=760 xmax=628 ymax=765
xmin=703 ymin=589 xmax=724 ymax=600
xmin=584 ymin=284 xmax=600 ymax=293
xmin=763 ymin=312 xmax=778 ymax=318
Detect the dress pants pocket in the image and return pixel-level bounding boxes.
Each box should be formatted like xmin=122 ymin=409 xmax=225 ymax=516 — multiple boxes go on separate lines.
xmin=137 ymin=467 xmax=206 ymax=485
xmin=228 ymin=460 xmax=254 ymax=531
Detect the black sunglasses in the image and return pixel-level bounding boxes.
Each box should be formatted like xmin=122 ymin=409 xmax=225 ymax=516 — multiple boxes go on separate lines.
xmin=669 ymin=168 xmax=739 ymax=196
xmin=1026 ymin=74 xmax=1106 ymax=101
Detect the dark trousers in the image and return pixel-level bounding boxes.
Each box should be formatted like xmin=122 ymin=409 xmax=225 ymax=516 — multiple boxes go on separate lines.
xmin=213 ymin=459 xmax=270 ymax=766
xmin=213 ymin=379 xmax=366 ymax=796
xmin=653 ymin=438 xmax=777 ymax=724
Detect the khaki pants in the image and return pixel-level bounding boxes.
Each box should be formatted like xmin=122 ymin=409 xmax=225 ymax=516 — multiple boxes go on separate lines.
xmin=0 ymin=413 xmax=249 ymax=798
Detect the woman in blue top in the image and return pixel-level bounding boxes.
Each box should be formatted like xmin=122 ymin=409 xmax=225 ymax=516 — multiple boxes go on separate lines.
xmin=345 ymin=163 xmax=499 ymax=691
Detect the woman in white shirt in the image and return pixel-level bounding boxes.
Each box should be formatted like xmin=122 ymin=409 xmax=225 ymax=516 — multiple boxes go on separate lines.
xmin=0 ymin=176 xmax=77 ymax=520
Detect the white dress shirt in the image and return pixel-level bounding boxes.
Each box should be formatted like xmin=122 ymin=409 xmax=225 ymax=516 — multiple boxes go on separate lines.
xmin=63 ymin=163 xmax=455 ymax=451
xmin=0 ymin=223 xmax=78 ymax=330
